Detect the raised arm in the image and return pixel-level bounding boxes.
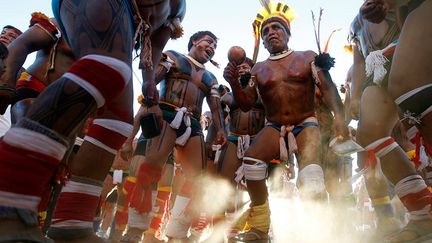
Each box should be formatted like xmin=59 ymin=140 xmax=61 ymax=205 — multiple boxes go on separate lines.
xmin=223 ymin=61 xmax=258 ymax=112
xmin=1 ymin=16 xmax=59 ymax=87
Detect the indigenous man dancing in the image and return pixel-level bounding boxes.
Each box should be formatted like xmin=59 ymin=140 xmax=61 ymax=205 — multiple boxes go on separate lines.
xmin=223 ymin=1 xmax=349 ymax=241
xmin=131 ymin=31 xmax=227 ymax=242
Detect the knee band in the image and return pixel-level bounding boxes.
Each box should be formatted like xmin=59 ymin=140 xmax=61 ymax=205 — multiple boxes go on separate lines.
xmin=64 ymin=54 xmax=131 ymax=108
xmin=242 ymin=157 xmax=268 ymax=181
xmin=84 ymin=118 xmax=133 ymax=154
xmin=298 ymin=164 xmax=325 ymax=194
xmin=364 ymin=137 xmax=398 ymax=168
xmin=395 ymin=84 xmax=432 ymax=125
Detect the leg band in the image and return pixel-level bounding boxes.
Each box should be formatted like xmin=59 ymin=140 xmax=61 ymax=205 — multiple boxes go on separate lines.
xmin=51 ymin=176 xmax=102 ymax=229
xmin=395 ymin=174 xmax=432 ymax=220
xmin=0 ymin=119 xmax=68 ymax=211
xmin=242 ymin=157 xmax=268 ymax=181
xmin=84 ymin=118 xmax=133 ymax=154
xmin=165 ymin=195 xmax=191 ymax=239
xmin=395 ymin=84 xmax=432 ymax=125
xmin=128 ymin=206 xmax=151 ymax=230
xmin=64 ymin=54 xmax=131 ymax=108
xmin=364 ymin=137 xmax=399 ymax=168
xmin=130 ymin=164 xmax=161 ymax=213
xmin=298 ymin=164 xmax=325 ymax=194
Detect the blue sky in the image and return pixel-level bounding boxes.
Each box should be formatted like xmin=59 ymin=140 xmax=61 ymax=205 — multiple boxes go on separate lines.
xmin=1 ymin=0 xmax=362 ymax=112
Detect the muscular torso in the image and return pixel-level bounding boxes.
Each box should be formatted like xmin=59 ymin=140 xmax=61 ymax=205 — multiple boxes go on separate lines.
xmin=25 ymin=38 xmax=75 ymax=85
xmin=252 ymin=51 xmax=317 ymax=125
xmin=159 ymin=50 xmax=217 ymax=118
xmin=135 ymin=0 xmax=186 ymax=31
xmin=223 ymin=93 xmax=265 ymax=136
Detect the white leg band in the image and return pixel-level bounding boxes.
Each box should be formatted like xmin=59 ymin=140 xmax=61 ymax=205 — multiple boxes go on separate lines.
xmin=298 ymin=164 xmax=325 ymax=194
xmin=165 ymin=195 xmax=191 ymax=239
xmin=243 ymin=157 xmax=268 ymax=181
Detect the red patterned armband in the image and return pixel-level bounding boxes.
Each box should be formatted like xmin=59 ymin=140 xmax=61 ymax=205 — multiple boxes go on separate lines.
xmin=30 ymin=12 xmax=60 ymax=41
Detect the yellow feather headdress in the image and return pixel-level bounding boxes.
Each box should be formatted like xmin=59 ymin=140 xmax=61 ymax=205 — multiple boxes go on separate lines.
xmin=252 ymin=1 xmax=296 ymax=63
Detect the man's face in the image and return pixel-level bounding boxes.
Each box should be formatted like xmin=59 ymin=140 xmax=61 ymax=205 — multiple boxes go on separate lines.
xmin=262 ymin=21 xmax=290 ymax=54
xmin=0 ymin=28 xmax=21 ymax=46
xmin=190 ymin=35 xmax=217 ymax=63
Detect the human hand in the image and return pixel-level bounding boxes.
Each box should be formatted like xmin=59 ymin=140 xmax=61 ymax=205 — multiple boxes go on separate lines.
xmin=349 ymin=98 xmax=361 ymax=121
xmin=223 ymin=61 xmax=240 ymax=86
xmin=119 ymin=141 xmax=133 ymax=161
xmin=214 ymin=128 xmax=227 ymax=147
xmin=141 ymin=82 xmax=159 ymax=107
xmin=332 ymin=117 xmax=350 ymax=141
xmin=360 ymin=0 xmax=390 ymax=23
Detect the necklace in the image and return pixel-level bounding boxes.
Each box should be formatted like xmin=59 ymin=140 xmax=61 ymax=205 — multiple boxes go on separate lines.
xmin=184 ymin=54 xmax=205 ymax=69
xmin=268 ymin=49 xmax=294 ymax=60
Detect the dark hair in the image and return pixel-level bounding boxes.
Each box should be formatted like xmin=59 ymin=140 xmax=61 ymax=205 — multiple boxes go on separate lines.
xmin=2 ymin=25 xmax=22 ymax=35
xmin=0 ymin=42 xmax=8 ymax=59
xmin=218 ymin=84 xmax=230 ymax=94
xmin=188 ymin=31 xmax=218 ymax=51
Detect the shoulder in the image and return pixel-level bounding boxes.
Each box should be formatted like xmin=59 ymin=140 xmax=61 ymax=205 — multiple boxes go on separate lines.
xmin=165 ymin=50 xmax=182 ymax=60
xmin=296 ymin=50 xmax=317 ymax=63
xmin=251 ymin=60 xmax=266 ymax=75
xmin=202 ymin=70 xmax=217 ymax=87
xmin=350 ymin=14 xmax=363 ymax=39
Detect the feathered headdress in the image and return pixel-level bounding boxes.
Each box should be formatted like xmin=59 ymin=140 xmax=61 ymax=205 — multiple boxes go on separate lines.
xmin=252 ymin=1 xmax=296 ymax=63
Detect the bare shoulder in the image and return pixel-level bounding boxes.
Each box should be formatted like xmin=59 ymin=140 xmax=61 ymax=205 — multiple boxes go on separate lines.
xmin=164 ymin=50 xmax=178 ymax=61
xmin=299 ymin=50 xmax=317 ymax=60
xmin=251 ymin=60 xmax=265 ymax=75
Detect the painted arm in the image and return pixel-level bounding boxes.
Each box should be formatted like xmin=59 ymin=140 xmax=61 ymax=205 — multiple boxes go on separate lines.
xmin=207 ymin=84 xmax=227 ymax=147
xmin=154 ymin=53 xmax=175 ymax=84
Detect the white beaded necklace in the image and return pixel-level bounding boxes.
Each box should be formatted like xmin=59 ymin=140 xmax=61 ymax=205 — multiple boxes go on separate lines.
xmin=184 ymin=54 xmax=205 ymax=69
xmin=268 ymin=49 xmax=294 ymax=60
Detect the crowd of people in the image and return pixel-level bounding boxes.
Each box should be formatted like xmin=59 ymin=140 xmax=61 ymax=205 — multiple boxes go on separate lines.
xmin=0 ymin=0 xmax=431 ymax=242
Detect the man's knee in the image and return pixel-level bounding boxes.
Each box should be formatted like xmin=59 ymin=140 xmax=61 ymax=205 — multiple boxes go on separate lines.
xmin=298 ymin=164 xmax=325 ymax=194
xmin=64 ymin=55 xmax=131 ymax=108
xmin=243 ymin=156 xmax=268 ymax=181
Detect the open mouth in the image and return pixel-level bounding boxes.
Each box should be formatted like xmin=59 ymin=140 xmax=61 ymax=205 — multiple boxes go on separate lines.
xmin=205 ymin=49 xmax=214 ymax=58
